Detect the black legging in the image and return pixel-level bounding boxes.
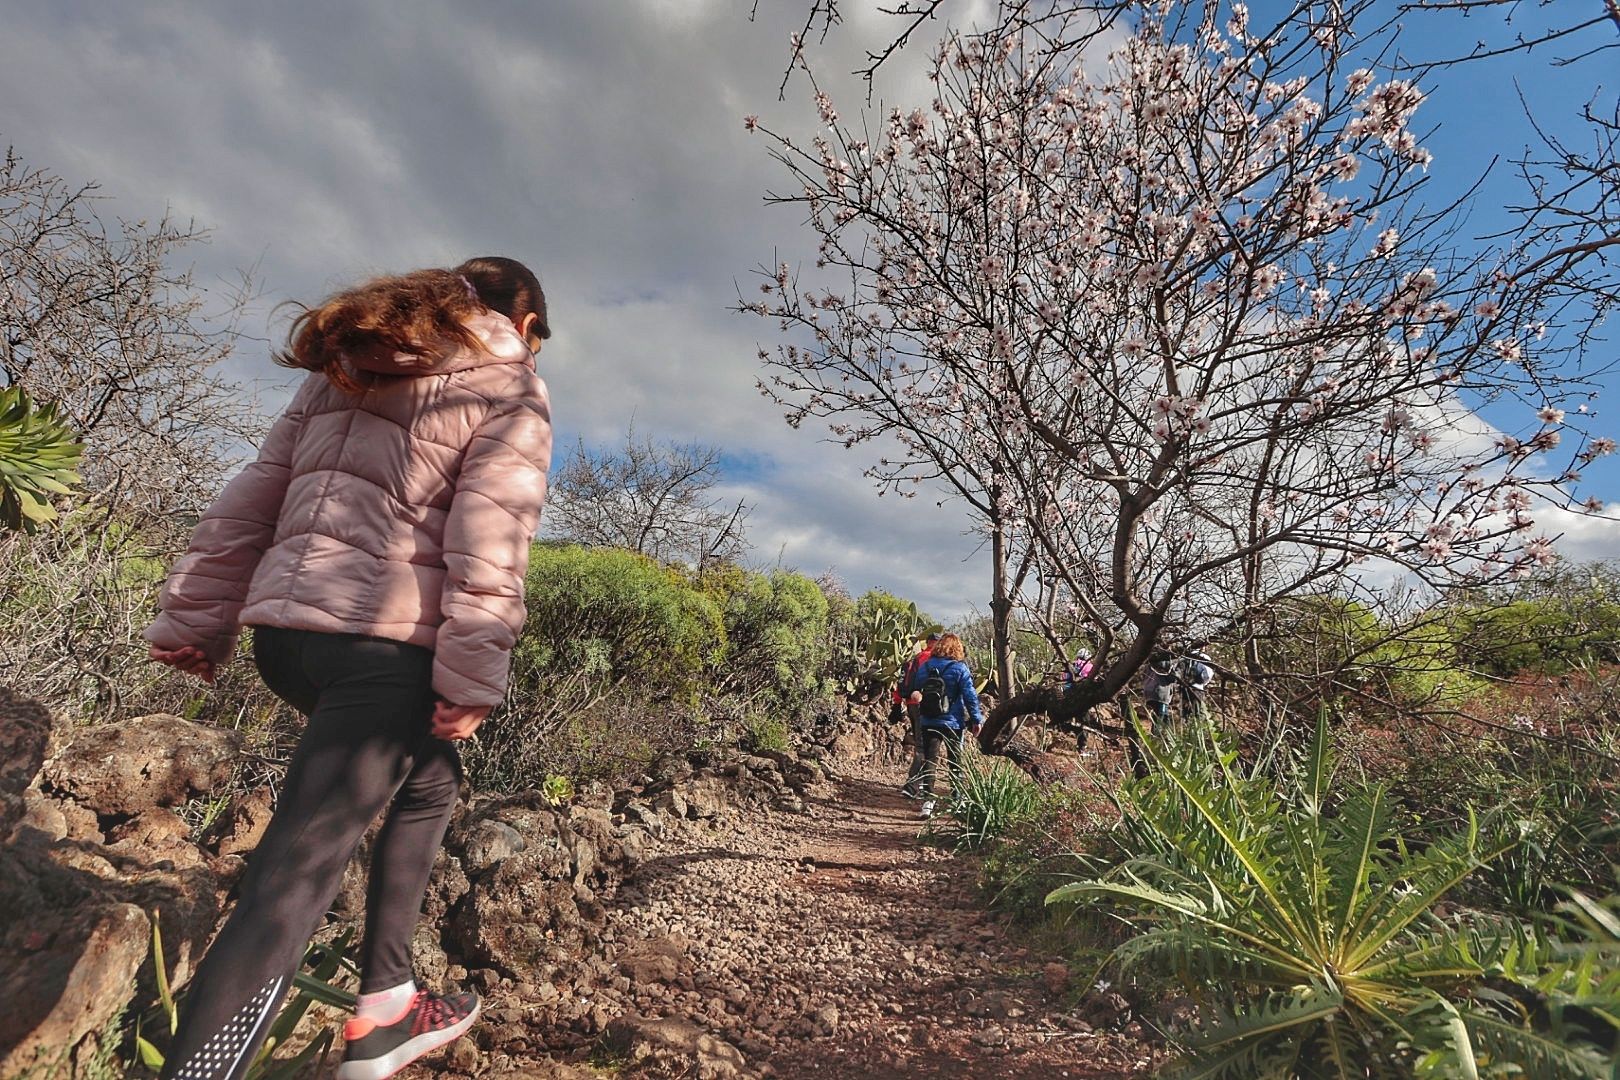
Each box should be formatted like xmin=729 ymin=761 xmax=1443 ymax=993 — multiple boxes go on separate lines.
xmin=918 ymin=726 xmax=964 ymax=797
xmin=161 ymin=628 xmax=462 ymax=1080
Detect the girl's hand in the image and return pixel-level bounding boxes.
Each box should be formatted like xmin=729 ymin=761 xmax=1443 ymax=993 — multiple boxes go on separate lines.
xmin=149 ymin=644 xmax=216 ymax=684
xmin=431 ymin=701 xmax=492 ymax=742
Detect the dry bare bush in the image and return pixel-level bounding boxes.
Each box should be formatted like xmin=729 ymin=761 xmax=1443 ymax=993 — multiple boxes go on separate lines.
xmin=0 ymin=146 xmax=269 ymax=721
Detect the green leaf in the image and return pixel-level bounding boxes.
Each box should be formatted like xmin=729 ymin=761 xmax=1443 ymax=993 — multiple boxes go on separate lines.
xmin=1460 ymin=1009 xmax=1613 ymax=1080
xmin=136 ymin=1035 xmax=165 ymax=1070
xmin=291 ymin=970 xmax=357 ymax=1010
xmin=148 ymin=910 xmax=177 ymax=1035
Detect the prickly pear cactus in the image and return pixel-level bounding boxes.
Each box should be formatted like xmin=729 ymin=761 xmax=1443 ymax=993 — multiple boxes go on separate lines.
xmin=832 ymin=599 xmax=939 ymax=700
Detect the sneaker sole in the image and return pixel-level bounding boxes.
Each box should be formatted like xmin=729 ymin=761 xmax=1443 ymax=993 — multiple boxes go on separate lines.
xmin=335 ymin=1002 xmax=481 ymax=1080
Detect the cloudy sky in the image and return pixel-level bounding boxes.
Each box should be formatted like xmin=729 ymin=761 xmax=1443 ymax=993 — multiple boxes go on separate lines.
xmin=3 ymin=1 xmax=1616 ymax=618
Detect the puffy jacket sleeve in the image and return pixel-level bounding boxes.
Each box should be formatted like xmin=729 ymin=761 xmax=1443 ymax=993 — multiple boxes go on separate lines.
xmin=433 ymin=377 xmax=552 ymax=707
xmin=143 ymin=379 xmax=312 ymax=663
xmin=954 ymin=661 xmax=983 ymax=727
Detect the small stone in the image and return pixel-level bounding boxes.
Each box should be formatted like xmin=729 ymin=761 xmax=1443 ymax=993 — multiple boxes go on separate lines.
xmin=444 ymin=1037 xmax=480 ymax=1072
xmin=462 ymin=820 xmax=527 ymax=873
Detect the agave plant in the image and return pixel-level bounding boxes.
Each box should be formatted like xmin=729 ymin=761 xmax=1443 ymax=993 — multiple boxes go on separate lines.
xmin=933 ymin=738 xmax=1045 ymax=850
xmin=1049 ymin=711 xmax=1617 ymax=1078
xmin=0 ymin=385 xmax=83 ymax=532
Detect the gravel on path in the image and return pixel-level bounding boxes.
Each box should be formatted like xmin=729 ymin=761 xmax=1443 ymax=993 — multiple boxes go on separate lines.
xmin=593 ymin=765 xmax=1159 ymax=1079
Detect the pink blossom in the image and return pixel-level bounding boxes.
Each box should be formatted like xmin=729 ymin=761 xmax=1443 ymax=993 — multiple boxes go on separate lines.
xmin=1525 ymin=537 xmax=1556 ymax=566
xmin=815 ymin=92 xmax=838 ymax=126
xmin=1537 ymin=405 xmax=1564 ymax=425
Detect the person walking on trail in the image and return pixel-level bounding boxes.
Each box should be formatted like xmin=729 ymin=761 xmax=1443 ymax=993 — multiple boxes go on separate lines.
xmin=1054 ymin=646 xmax=1096 ymax=748
xmin=896 ymin=632 xmax=939 ymax=799
xmin=1062 ymin=647 xmax=1094 ymax=694
xmin=144 ymin=257 xmax=552 ymax=1080
xmin=1178 ymin=642 xmax=1215 ymax=723
xmin=905 ymin=632 xmax=983 ymax=818
xmin=1142 ymin=650 xmax=1179 ymax=731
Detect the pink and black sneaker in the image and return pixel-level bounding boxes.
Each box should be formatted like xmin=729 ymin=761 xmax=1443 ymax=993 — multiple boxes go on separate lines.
xmin=335 ymin=989 xmax=481 ymax=1080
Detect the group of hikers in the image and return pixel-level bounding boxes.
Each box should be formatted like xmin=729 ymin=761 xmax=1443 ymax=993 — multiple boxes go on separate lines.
xmin=888 ymin=632 xmax=1219 ymax=814
xmin=890 ymin=632 xmax=984 ymax=818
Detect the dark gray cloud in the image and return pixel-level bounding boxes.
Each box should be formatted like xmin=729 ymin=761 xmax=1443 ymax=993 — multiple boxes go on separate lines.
xmin=0 ymin=0 xmax=992 ymax=618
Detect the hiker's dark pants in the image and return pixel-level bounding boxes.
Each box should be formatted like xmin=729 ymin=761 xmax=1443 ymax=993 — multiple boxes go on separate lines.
xmin=902 ymin=705 xmax=927 ymax=794
xmin=161 ymin=628 xmax=462 ymax=1080
xmin=918 ymin=727 xmax=964 ymax=798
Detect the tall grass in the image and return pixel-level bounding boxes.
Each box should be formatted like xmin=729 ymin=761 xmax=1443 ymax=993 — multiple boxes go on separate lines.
xmin=936 ymin=739 xmax=1045 ymax=850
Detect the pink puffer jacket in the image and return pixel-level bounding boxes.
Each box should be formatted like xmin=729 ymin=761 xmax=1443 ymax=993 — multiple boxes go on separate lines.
xmin=144 ymin=311 xmax=552 ymax=707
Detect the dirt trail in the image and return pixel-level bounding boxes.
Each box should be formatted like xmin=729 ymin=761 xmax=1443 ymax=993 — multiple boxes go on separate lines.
xmin=590 ymin=763 xmax=1158 ymax=1079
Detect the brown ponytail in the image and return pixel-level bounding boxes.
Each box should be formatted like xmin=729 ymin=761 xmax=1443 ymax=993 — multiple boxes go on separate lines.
xmin=275 ymin=256 xmax=547 ymax=392
xmin=456 ymin=256 xmax=549 ymax=341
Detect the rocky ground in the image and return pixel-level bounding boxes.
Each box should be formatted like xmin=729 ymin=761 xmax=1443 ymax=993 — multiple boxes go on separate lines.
xmin=411 ymin=761 xmax=1159 ymax=1080
xmin=1 ymin=688 xmax=1159 ymax=1079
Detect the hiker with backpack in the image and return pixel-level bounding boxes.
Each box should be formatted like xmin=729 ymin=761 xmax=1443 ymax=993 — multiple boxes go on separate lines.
xmin=896 ymin=632 xmax=939 ymax=799
xmin=903 ymin=632 xmax=983 ymax=818
xmin=1142 ymin=650 xmax=1179 ymax=732
xmin=145 ymin=258 xmax=551 ymax=1080
xmin=1177 ymin=642 xmax=1215 ymax=723
xmin=1062 ymin=647 xmax=1094 ymax=694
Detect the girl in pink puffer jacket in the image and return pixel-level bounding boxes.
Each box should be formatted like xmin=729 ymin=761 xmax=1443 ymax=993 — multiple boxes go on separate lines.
xmin=146 ymin=256 xmax=551 ymax=1080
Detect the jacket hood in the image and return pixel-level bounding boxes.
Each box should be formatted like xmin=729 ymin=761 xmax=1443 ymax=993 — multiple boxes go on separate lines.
xmin=351 ymin=310 xmax=533 ymax=377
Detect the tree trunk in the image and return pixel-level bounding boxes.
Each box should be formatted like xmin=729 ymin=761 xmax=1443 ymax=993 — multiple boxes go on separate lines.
xmin=989 ymin=490 xmax=1014 ymax=701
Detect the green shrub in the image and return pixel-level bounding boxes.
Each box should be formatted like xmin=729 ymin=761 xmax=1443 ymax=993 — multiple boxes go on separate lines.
xmin=469 ymin=543 xmax=725 ymax=789
xmin=1391 ymin=730 xmax=1620 ymax=917
xmin=1451 ymin=563 xmax=1620 ymax=676
xmin=704 ymin=565 xmax=830 ymax=721
xmin=1050 ymin=711 xmax=1618 ymax=1078
xmin=742 ymin=714 xmax=791 ymax=753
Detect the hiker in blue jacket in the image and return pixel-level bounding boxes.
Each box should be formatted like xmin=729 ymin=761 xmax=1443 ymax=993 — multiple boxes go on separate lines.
xmin=904 ymin=632 xmax=983 ymax=818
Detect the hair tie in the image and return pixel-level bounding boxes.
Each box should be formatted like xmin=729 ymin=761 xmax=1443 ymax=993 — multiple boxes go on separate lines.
xmin=458 ymin=274 xmax=481 ymax=303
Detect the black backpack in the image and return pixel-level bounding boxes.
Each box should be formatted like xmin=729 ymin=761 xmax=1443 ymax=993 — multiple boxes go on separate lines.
xmin=918 ymin=664 xmax=951 ymax=719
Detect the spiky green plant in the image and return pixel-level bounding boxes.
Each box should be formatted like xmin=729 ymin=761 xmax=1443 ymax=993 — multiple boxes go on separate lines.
xmin=136 ymin=911 xmax=358 ymax=1079
xmin=1048 ymin=711 xmax=1617 ymax=1078
xmin=0 ymin=386 xmax=82 ymax=532
xmin=936 ymin=738 xmax=1045 ymax=850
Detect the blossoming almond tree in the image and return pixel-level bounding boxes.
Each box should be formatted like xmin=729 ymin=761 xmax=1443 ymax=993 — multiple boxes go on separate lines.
xmin=744 ymin=0 xmax=1613 ymax=753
